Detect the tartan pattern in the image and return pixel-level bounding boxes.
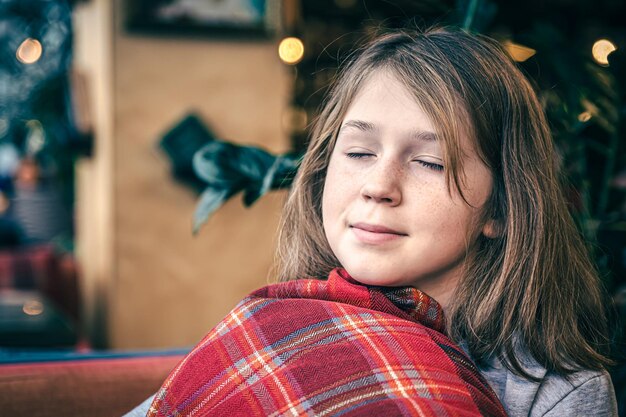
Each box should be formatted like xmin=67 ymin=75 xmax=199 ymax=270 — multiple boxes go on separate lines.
xmin=148 ymin=268 xmax=506 ymax=417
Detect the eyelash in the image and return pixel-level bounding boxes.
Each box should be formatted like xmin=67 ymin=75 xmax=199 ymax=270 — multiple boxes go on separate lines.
xmin=345 ymin=153 xmax=444 ymax=172
xmin=346 ymin=152 xmax=372 ymax=159
xmin=417 ymin=160 xmax=444 ymax=171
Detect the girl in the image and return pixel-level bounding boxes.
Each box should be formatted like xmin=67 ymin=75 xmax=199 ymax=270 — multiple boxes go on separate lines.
xmin=128 ymin=27 xmax=617 ymax=416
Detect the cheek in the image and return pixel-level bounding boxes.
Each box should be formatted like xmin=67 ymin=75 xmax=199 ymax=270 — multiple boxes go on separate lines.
xmin=321 ymin=184 xmax=331 ymax=230
xmin=322 ymin=156 xmax=344 ymax=205
xmin=422 ymin=190 xmax=483 ymax=244
xmin=322 ymin=155 xmax=357 ymax=235
xmin=443 ymin=205 xmax=484 ymax=247
xmin=459 ymin=177 xmax=494 ymax=240
xmin=461 ymin=166 xmax=494 ymax=208
xmin=321 ymin=162 xmax=339 ymax=228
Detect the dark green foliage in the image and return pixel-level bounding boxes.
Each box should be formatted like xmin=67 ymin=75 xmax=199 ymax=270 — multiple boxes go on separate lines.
xmin=191 ymin=139 xmax=300 ymax=233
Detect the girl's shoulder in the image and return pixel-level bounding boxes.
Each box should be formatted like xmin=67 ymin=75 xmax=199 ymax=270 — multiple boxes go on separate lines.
xmin=478 ymin=353 xmax=618 ymax=417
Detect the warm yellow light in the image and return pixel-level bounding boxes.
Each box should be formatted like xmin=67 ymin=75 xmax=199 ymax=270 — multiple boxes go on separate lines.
xmin=16 ymin=38 xmax=43 ymax=64
xmin=278 ymin=37 xmax=304 ymax=65
xmin=578 ymin=111 xmax=592 ymax=122
xmin=592 ymin=39 xmax=617 ymax=66
xmin=23 ymin=300 xmax=44 ymax=316
xmin=503 ymin=40 xmax=536 ymax=62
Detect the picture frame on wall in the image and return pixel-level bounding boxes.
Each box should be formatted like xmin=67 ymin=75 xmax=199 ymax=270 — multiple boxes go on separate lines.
xmin=125 ymin=0 xmax=278 ymax=38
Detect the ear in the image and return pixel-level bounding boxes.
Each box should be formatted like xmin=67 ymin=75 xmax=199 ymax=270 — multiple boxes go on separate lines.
xmin=482 ymin=219 xmax=502 ymax=239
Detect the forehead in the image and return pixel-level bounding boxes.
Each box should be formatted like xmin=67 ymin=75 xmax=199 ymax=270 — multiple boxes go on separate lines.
xmin=339 ymin=70 xmax=478 ymax=158
xmin=342 ymin=70 xmax=435 ymax=132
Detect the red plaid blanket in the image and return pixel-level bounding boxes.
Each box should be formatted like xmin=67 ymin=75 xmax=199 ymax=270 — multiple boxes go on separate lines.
xmin=148 ymin=269 xmax=506 ymax=417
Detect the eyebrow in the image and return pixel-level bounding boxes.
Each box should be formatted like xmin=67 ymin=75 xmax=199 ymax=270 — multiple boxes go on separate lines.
xmin=339 ymin=119 xmax=438 ymax=142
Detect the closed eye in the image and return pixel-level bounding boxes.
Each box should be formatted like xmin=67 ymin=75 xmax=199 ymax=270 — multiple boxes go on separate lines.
xmin=416 ymin=160 xmax=444 ymax=171
xmin=346 ymin=152 xmax=374 ymax=159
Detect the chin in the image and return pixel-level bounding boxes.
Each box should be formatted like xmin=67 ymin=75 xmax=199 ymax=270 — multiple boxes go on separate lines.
xmin=343 ymin=266 xmax=409 ymax=288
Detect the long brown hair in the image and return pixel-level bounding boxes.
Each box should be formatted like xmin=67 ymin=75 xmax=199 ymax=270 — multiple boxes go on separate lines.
xmin=275 ymin=26 xmax=612 ymax=379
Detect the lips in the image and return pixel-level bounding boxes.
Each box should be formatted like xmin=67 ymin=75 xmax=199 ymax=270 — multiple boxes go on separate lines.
xmin=350 ymin=222 xmax=407 ymax=244
xmin=351 ymin=222 xmax=405 ymax=235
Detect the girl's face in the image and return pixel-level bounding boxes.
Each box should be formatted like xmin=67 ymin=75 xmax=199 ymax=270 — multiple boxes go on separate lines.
xmin=322 ymin=70 xmax=493 ymax=306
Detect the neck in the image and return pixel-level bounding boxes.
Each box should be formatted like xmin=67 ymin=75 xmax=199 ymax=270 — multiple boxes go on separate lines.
xmin=413 ymin=273 xmax=461 ymax=313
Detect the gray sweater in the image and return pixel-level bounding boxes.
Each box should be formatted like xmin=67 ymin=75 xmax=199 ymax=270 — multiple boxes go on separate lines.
xmin=477 ymin=356 xmax=618 ymax=416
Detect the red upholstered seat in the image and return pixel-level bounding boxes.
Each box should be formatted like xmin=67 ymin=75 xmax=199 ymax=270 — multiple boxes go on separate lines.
xmin=0 ymin=352 xmax=184 ymax=417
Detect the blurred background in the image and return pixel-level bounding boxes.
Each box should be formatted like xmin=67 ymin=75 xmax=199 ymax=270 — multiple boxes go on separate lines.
xmin=0 ymin=0 xmax=624 ymax=415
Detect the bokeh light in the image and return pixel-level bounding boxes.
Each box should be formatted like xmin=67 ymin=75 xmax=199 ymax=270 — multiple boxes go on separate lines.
xmin=578 ymin=111 xmax=592 ymax=123
xmin=503 ymin=41 xmax=536 ymax=62
xmin=278 ymin=37 xmax=305 ymax=65
xmin=592 ymin=39 xmax=617 ymax=66
xmin=16 ymin=38 xmax=43 ymax=64
xmin=23 ymin=299 xmax=44 ymax=316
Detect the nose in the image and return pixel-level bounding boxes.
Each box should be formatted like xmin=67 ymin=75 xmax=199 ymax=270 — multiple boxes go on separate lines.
xmin=360 ymin=162 xmax=402 ymax=206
